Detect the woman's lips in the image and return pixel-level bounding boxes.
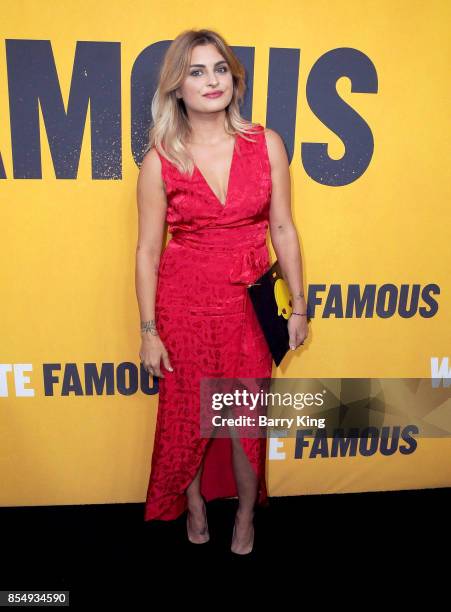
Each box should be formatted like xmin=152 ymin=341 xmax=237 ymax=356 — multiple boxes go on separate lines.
xmin=203 ymin=91 xmax=223 ymax=98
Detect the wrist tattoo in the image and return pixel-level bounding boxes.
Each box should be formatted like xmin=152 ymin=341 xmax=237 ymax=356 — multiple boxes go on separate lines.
xmin=141 ymin=319 xmax=159 ymax=336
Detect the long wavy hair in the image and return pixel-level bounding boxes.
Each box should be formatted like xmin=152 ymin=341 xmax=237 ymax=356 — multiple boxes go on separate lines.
xmin=144 ymin=29 xmax=261 ymax=175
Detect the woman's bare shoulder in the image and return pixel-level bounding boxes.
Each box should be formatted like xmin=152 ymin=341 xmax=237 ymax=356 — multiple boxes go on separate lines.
xmin=263 ymin=126 xmax=283 ymax=147
xmin=262 ymin=127 xmax=288 ymax=168
xmin=138 ymin=146 xmax=166 ymax=193
xmin=140 ymin=146 xmax=162 ymax=170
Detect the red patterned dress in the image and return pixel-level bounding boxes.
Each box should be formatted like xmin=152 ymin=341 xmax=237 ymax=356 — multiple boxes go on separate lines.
xmin=144 ymin=123 xmax=273 ymax=521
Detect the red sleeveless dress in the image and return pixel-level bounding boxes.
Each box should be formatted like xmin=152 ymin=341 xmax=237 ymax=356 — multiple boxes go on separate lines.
xmin=144 ymin=123 xmax=273 ymax=521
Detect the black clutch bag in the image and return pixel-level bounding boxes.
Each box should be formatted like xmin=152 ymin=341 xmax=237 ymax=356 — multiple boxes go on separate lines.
xmin=247 ymin=260 xmax=310 ymax=367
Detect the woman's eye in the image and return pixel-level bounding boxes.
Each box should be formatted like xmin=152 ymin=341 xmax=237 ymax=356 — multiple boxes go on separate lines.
xmin=189 ymin=66 xmax=228 ymax=77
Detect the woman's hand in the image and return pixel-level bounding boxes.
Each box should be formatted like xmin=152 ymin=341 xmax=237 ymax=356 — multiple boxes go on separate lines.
xmin=287 ymin=311 xmax=309 ymax=350
xmin=140 ymin=334 xmax=173 ymax=378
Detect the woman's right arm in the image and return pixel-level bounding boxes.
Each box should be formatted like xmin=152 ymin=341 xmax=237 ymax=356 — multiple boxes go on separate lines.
xmin=135 ymin=148 xmax=173 ymax=378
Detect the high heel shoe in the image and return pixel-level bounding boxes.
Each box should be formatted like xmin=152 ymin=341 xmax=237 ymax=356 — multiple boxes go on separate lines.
xmin=231 ymin=512 xmax=255 ymax=555
xmin=186 ymin=495 xmax=210 ymax=544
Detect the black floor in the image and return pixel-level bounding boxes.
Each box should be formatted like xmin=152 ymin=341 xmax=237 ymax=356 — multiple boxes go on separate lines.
xmin=1 ymin=488 xmax=447 ymax=606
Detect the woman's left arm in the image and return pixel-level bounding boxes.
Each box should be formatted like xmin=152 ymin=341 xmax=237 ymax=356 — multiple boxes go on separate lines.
xmin=264 ymin=128 xmax=309 ymax=350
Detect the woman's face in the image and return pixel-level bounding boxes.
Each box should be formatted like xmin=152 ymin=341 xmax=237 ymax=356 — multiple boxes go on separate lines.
xmin=177 ymin=43 xmax=234 ymax=116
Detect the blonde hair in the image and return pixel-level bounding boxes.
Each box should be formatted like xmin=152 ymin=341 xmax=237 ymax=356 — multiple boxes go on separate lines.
xmin=143 ymin=28 xmax=261 ymax=175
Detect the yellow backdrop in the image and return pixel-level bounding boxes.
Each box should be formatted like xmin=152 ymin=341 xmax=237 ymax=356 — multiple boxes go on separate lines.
xmin=1 ymin=0 xmax=450 ymax=509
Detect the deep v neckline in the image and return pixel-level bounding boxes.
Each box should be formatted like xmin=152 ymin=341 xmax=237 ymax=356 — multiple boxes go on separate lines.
xmin=193 ymin=134 xmax=238 ymax=209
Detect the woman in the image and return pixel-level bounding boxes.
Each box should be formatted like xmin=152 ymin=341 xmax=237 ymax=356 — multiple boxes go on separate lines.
xmin=136 ymin=29 xmax=308 ymax=555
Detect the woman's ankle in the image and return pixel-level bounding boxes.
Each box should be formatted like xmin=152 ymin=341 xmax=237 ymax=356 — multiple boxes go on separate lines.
xmin=235 ymin=507 xmax=255 ymax=522
xmin=186 ymin=492 xmax=204 ymax=511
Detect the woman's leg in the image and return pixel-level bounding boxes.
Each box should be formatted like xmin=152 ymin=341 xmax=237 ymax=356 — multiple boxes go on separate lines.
xmin=230 ymin=436 xmax=257 ymax=554
xmin=185 ymin=458 xmax=209 ymax=542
